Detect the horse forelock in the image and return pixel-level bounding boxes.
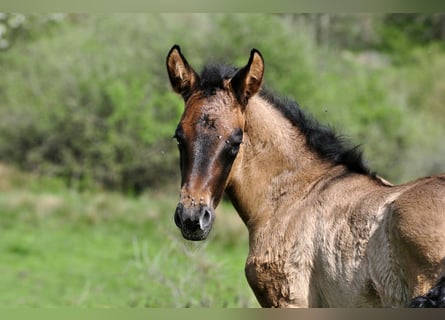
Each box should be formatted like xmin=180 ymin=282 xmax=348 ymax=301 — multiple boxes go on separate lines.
xmin=198 ymin=64 xmax=237 ymax=96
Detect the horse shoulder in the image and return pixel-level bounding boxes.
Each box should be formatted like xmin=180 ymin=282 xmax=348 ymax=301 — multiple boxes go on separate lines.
xmin=299 ymin=172 xmax=416 ymax=306
xmin=310 ymin=178 xmax=395 ymax=305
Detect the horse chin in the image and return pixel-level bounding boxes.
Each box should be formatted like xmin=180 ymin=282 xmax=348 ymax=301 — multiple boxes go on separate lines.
xmin=181 ymin=227 xmax=212 ymax=241
xmin=180 ymin=219 xmax=214 ymax=241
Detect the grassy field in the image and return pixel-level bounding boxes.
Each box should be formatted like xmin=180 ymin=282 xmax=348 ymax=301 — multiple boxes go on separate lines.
xmin=0 ymin=163 xmax=258 ymax=307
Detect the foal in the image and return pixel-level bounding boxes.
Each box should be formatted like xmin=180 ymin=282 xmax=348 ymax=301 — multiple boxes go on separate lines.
xmin=166 ymin=45 xmax=445 ymax=307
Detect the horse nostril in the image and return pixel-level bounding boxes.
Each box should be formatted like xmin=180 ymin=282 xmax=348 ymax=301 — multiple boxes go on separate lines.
xmin=199 ymin=207 xmax=213 ymax=230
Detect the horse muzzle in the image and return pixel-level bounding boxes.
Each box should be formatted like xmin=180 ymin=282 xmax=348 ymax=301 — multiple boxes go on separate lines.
xmin=174 ymin=202 xmax=215 ymax=241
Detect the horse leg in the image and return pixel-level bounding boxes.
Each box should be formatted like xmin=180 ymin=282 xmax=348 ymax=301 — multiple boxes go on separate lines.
xmin=245 ymin=259 xmax=315 ymax=307
xmin=409 ymin=276 xmax=445 ymax=307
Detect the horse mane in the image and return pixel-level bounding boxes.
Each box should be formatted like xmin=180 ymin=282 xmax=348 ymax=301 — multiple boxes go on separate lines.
xmin=259 ymin=88 xmax=374 ymax=176
xmin=198 ymin=63 xmax=374 ymax=177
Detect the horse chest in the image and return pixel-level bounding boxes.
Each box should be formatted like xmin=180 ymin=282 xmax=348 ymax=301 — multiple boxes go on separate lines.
xmin=245 ymin=258 xmax=295 ymax=307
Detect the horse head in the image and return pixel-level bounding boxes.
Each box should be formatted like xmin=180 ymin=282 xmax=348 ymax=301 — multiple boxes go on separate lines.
xmin=166 ymin=45 xmax=264 ymax=240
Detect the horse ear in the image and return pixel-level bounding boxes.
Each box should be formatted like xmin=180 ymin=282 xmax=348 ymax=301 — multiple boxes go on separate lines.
xmin=230 ymin=49 xmax=264 ymax=106
xmin=166 ymin=45 xmax=199 ymax=99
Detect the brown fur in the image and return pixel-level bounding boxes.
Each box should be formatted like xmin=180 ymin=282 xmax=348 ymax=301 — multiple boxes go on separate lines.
xmin=229 ymin=96 xmax=445 ymax=307
xmin=166 ymin=45 xmax=445 ymax=307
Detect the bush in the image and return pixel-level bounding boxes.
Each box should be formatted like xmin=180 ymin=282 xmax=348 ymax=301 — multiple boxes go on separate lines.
xmin=0 ymin=14 xmax=182 ymax=192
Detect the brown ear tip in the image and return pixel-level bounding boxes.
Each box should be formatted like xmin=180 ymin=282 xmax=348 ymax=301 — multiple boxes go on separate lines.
xmin=249 ymin=49 xmax=264 ymax=66
xmin=168 ymin=44 xmax=181 ymax=56
xmin=251 ymin=48 xmax=262 ymax=57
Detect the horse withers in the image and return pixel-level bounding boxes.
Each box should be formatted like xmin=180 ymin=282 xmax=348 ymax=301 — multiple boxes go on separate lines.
xmin=166 ymin=44 xmax=445 ymax=307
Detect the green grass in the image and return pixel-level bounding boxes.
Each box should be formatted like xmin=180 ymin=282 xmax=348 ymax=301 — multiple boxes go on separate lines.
xmin=0 ymin=164 xmax=257 ymax=307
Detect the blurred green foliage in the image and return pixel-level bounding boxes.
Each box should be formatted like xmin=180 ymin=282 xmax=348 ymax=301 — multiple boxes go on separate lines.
xmin=0 ymin=13 xmax=444 ymax=192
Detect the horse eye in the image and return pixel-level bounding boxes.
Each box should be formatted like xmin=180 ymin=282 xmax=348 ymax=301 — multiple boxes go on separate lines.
xmin=172 ymin=135 xmax=181 ymax=145
xmin=225 ymin=139 xmax=242 ymax=156
xmin=231 ymin=142 xmax=241 ymax=155
xmin=173 ymin=127 xmax=185 ymax=146
xmin=173 ymin=134 xmax=187 ymax=153
xmin=225 ymin=129 xmax=243 ymax=156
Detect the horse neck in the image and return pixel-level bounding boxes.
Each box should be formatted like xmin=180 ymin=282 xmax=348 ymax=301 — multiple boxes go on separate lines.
xmin=226 ymin=95 xmax=332 ymax=232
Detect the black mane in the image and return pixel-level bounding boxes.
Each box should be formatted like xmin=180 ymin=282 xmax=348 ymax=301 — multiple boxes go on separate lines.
xmin=259 ymin=88 xmax=373 ymax=176
xmin=198 ymin=64 xmax=373 ymax=176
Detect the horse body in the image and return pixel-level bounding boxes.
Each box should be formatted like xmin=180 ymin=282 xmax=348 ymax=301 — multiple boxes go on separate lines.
xmin=226 ymin=94 xmax=445 ymax=307
xmin=166 ymin=45 xmax=445 ymax=307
